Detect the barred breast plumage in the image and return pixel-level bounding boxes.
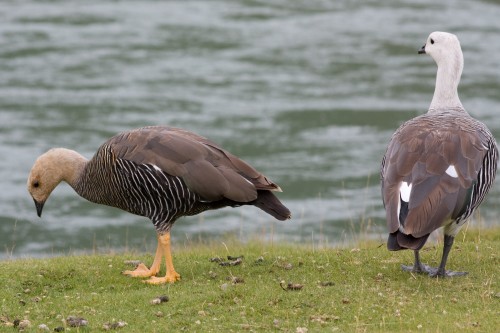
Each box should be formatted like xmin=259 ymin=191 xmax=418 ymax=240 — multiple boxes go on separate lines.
xmin=380 ymin=32 xmax=498 ymax=277
xmin=27 ymin=126 xmax=291 ymax=284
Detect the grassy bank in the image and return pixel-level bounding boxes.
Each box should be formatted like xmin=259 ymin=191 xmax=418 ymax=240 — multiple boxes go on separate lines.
xmin=0 ymin=228 xmax=498 ymax=332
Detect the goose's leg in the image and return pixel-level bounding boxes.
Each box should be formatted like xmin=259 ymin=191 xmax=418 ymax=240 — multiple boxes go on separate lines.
xmin=429 ymin=234 xmax=467 ymax=277
xmin=123 ymin=237 xmax=163 ymax=278
xmin=145 ymin=232 xmax=181 ymax=284
xmin=402 ymin=250 xmax=434 ymax=274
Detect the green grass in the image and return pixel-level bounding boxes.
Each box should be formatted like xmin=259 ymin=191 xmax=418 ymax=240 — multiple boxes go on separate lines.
xmin=0 ymin=229 xmax=498 ymax=333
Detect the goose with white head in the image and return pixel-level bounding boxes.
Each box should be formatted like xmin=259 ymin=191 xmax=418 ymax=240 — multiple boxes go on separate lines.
xmin=381 ymin=32 xmax=498 ymax=277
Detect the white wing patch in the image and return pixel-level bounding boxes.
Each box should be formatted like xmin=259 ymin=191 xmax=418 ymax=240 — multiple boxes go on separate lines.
xmin=445 ymin=165 xmax=458 ymax=178
xmin=399 ymin=181 xmax=412 ymax=202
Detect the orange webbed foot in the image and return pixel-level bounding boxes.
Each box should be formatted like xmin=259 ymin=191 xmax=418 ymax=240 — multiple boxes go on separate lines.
xmin=122 ymin=263 xmax=158 ymax=278
xmin=143 ymin=271 xmax=181 ymax=285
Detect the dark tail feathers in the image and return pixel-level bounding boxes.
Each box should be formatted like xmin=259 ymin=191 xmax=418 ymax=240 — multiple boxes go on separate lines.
xmin=387 ymin=232 xmax=430 ymax=251
xmin=252 ymin=190 xmax=291 ymax=221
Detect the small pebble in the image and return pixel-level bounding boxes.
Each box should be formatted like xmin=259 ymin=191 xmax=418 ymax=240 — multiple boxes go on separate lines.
xmin=54 ymin=327 xmax=65 ymax=332
xmin=150 ymin=295 xmax=169 ymax=305
xmin=66 ymin=316 xmax=88 ymax=327
xmin=209 ymin=257 xmax=223 ymax=263
xmin=280 ymin=281 xmax=303 ymax=291
xmin=219 ymin=258 xmax=242 ymax=266
xmin=103 ymin=321 xmax=127 ymax=330
xmin=38 ymin=324 xmax=50 ymax=331
xmin=18 ymin=319 xmax=31 ymax=330
xmin=319 ymin=281 xmax=335 ymax=287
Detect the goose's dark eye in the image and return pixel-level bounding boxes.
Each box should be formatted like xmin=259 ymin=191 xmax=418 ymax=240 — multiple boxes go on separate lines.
xmin=33 ymin=181 xmax=39 ymax=188
xmin=430 ymin=38 xmax=435 ymax=44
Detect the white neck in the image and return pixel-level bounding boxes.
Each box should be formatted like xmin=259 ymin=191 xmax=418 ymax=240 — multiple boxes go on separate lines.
xmin=428 ymin=51 xmax=464 ymax=112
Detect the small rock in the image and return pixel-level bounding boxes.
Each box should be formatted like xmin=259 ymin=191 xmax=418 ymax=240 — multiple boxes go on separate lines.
xmin=342 ymin=298 xmax=350 ymax=304
xmin=155 ymin=311 xmax=164 ymax=317
xmin=18 ymin=319 xmax=31 ymax=330
xmin=280 ymin=281 xmax=303 ymax=291
xmin=219 ymin=258 xmax=243 ymax=266
xmin=296 ymin=327 xmax=308 ymax=333
xmin=220 ymin=283 xmax=229 ymax=291
xmin=66 ymin=316 xmax=88 ymax=327
xmin=208 ymin=271 xmax=217 ymax=279
xmin=150 ymin=295 xmax=169 ymax=305
xmin=38 ymin=324 xmax=50 ymax=331
xmin=209 ymin=257 xmax=223 ymax=263
xmin=103 ymin=321 xmax=127 ymax=330
xmin=53 ymin=327 xmax=65 ymax=332
xmin=319 ymin=281 xmax=334 ymax=287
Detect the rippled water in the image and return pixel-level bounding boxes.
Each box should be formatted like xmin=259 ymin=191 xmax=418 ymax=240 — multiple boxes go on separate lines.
xmin=1 ymin=0 xmax=500 ymax=258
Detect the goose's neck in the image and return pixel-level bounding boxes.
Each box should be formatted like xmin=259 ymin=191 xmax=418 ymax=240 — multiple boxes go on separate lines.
xmin=429 ymin=53 xmax=464 ymax=112
xmin=56 ymin=148 xmax=88 ymax=189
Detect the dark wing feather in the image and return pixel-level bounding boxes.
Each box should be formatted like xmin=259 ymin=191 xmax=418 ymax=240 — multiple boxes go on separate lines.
xmin=105 ymin=126 xmax=279 ymax=203
xmin=381 ymin=114 xmax=489 ymax=239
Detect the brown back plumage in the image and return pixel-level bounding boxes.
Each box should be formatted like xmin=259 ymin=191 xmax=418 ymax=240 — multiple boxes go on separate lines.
xmin=106 ymin=126 xmax=283 ymax=204
xmin=381 ymin=111 xmax=496 ymax=248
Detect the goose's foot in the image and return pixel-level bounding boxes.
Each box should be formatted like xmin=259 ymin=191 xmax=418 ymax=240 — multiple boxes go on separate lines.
xmin=402 ymin=264 xmax=467 ymax=277
xmin=401 ymin=263 xmax=435 ymax=275
xmin=122 ymin=263 xmax=158 ymax=278
xmin=428 ymin=267 xmax=468 ymax=278
xmin=143 ymin=271 xmax=181 ymax=285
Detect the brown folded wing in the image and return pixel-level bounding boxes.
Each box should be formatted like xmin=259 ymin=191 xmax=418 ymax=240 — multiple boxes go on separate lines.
xmin=105 ymin=126 xmax=280 ymax=203
xmin=381 ymin=115 xmax=489 ymax=238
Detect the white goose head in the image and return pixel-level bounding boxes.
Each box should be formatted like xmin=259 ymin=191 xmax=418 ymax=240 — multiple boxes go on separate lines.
xmin=419 ymin=31 xmax=464 ymax=111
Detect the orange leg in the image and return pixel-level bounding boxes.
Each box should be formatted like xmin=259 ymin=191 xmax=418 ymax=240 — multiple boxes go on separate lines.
xmin=122 ymin=236 xmax=163 ymax=278
xmin=144 ymin=232 xmax=181 ymax=285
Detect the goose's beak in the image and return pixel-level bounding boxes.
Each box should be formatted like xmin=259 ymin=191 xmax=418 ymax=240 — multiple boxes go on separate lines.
xmin=418 ymin=44 xmax=426 ymax=54
xmin=34 ymin=199 xmax=45 ymax=217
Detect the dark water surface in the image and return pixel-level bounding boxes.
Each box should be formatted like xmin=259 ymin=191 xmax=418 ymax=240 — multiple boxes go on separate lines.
xmin=1 ymin=1 xmax=500 ymax=258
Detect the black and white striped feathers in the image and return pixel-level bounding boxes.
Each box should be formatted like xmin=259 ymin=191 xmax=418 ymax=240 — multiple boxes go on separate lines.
xmin=28 ymin=126 xmax=291 ymax=234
